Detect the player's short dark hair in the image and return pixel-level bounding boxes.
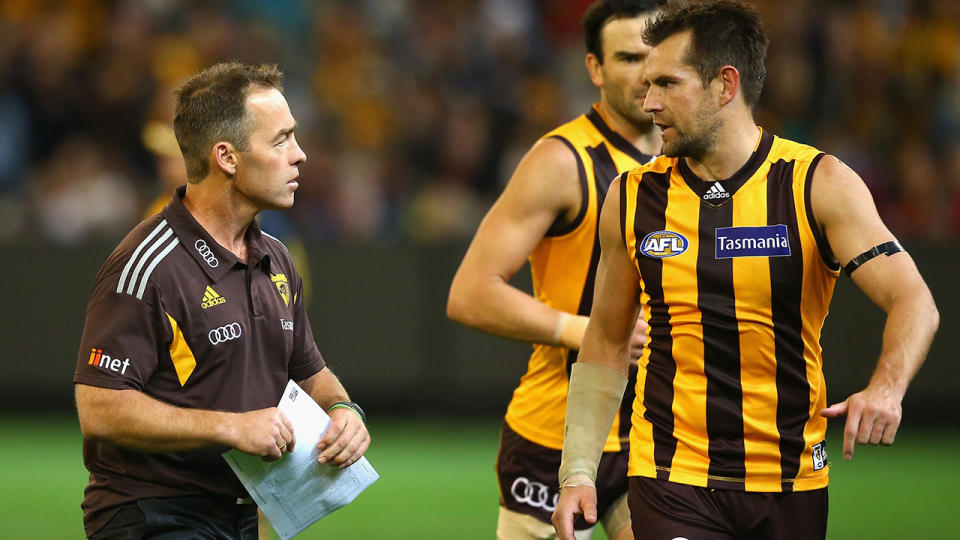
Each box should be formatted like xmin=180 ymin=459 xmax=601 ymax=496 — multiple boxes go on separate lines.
xmin=642 ymin=0 xmax=768 ymax=107
xmin=582 ymin=0 xmax=662 ymax=64
xmin=173 ymin=62 xmax=284 ymax=182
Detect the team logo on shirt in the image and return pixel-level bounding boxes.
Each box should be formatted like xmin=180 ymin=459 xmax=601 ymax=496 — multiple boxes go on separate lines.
xmin=639 ymin=230 xmax=689 ymax=258
xmin=715 ymin=225 xmax=791 ymax=258
xmin=812 ymin=440 xmax=828 ymax=471
xmin=87 ymin=348 xmax=131 ymax=375
xmin=200 ymin=285 xmax=226 ymax=309
xmin=271 ymin=273 xmax=290 ymax=306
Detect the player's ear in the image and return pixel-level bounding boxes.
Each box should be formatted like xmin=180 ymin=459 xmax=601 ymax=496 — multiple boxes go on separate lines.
xmin=716 ymin=65 xmax=740 ymax=107
xmin=212 ymin=141 xmax=238 ymax=177
xmin=586 ymin=53 xmax=604 ymax=88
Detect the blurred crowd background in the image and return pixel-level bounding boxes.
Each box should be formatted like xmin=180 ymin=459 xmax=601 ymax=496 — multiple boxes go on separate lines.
xmin=0 ymin=0 xmax=958 ymax=245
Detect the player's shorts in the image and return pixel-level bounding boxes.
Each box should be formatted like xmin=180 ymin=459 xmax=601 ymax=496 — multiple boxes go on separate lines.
xmin=496 ymin=422 xmax=629 ymax=530
xmin=628 ymin=476 xmax=828 ymax=540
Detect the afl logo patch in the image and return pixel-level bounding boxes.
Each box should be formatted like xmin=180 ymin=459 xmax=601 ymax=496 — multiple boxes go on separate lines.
xmin=639 ymin=230 xmax=689 ymax=258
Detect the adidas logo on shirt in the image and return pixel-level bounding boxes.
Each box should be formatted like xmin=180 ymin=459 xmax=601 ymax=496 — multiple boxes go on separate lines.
xmin=201 ymin=285 xmax=226 ymax=309
xmin=703 ymin=182 xmax=730 ymax=201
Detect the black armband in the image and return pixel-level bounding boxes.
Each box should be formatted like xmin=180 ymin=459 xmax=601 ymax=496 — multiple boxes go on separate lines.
xmin=843 ymin=240 xmax=904 ymax=277
xmin=328 ymin=401 xmax=366 ymax=423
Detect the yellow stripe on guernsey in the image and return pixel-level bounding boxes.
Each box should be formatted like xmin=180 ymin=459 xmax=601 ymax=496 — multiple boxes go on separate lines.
xmin=166 ymin=313 xmax=197 ymax=386
xmin=505 ymin=106 xmax=650 ymax=452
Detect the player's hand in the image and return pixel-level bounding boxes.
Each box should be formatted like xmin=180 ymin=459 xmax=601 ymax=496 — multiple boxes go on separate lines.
xmin=552 ymin=481 xmax=597 ymax=540
xmin=629 ymin=307 xmax=649 ymax=363
xmin=820 ymin=385 xmax=903 ymax=460
xmin=229 ymin=407 xmax=295 ymax=462
xmin=318 ymin=408 xmax=370 ymax=468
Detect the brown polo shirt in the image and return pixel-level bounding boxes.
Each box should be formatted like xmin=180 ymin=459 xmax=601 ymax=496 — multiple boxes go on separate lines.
xmin=73 ymin=186 xmax=325 ymax=536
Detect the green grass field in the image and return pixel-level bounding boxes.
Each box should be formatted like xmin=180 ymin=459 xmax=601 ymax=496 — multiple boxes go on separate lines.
xmin=2 ymin=415 xmax=957 ymax=539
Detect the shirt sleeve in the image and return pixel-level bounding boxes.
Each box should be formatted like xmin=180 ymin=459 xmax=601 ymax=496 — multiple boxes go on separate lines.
xmin=287 ymin=273 xmax=326 ymax=381
xmin=74 ymin=287 xmax=164 ymax=391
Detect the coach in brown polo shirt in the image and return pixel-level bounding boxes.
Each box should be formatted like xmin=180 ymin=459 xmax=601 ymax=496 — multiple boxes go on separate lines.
xmin=73 ymin=62 xmax=370 ymax=539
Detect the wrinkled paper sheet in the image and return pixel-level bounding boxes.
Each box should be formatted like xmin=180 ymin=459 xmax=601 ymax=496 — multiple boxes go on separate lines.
xmin=224 ymin=380 xmax=378 ymax=539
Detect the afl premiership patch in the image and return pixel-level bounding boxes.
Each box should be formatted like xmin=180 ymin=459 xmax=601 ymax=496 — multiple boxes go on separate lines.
xmin=715 ymin=225 xmax=791 ymax=259
xmin=639 ymin=230 xmax=689 ymax=259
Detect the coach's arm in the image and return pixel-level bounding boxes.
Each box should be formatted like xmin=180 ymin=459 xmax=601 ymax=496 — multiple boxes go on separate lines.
xmin=812 ymin=155 xmax=939 ymax=460
xmin=76 ymin=384 xmax=294 ymax=461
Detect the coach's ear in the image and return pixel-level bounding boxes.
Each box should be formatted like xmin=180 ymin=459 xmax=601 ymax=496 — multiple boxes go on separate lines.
xmin=212 ymin=141 xmax=238 ymax=178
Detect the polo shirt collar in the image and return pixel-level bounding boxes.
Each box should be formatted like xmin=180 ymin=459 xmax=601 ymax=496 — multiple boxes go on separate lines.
xmin=162 ymin=185 xmax=272 ymax=282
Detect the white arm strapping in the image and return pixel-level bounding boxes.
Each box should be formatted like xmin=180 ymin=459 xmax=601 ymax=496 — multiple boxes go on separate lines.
xmin=558 ymin=362 xmax=628 ymax=486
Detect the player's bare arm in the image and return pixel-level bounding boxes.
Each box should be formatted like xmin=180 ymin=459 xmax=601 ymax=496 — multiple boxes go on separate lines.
xmin=75 ymin=384 xmax=293 ymax=461
xmin=299 ymin=368 xmax=370 ymax=468
xmin=552 ymin=178 xmax=640 ymax=540
xmin=812 ymin=155 xmax=939 ymax=460
xmin=447 ymin=137 xmax=588 ymax=349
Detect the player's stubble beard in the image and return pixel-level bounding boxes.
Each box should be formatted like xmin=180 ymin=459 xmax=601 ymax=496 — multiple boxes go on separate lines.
xmin=662 ymin=97 xmax=721 ymax=160
xmin=607 ymin=86 xmax=654 ymax=135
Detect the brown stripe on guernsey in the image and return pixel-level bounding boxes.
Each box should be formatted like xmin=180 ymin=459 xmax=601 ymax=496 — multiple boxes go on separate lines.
xmin=565 ymin=142 xmax=620 ymax=375
xmin=634 ymin=168 xmax=679 ymax=481
xmin=696 ymin=194 xmax=747 ymax=488
xmin=766 ymin=159 xmax=810 ymax=492
xmin=544 ymin=136 xmax=588 ymax=237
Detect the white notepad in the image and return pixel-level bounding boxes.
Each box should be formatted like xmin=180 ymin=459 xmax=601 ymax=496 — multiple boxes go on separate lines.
xmin=224 ymin=380 xmax=379 ymax=539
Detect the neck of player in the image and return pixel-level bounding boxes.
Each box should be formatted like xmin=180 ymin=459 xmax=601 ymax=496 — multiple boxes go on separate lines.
xmin=595 ymin=100 xmax=661 ymax=157
xmin=685 ymin=118 xmax=761 ymax=182
xmin=182 ymin=180 xmax=258 ymax=262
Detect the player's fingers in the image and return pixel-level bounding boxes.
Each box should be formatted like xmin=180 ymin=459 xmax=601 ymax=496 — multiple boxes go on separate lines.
xmin=843 ymin=407 xmax=861 ymax=460
xmin=868 ymin=419 xmax=885 ymax=445
xmin=581 ymin=496 xmax=598 ymax=525
xmin=552 ymin=508 xmax=576 ymax=540
xmin=819 ymin=401 xmax=848 ymax=418
xmin=855 ymin=408 xmax=875 ymax=445
xmin=880 ymin=421 xmax=899 ymax=445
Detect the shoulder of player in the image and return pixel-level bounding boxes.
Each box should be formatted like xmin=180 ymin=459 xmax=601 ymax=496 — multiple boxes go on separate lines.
xmin=808 ymin=154 xmax=872 ymax=222
xmin=502 ymin=136 xmax=583 ymax=205
xmin=621 ymin=154 xmax=673 ymax=186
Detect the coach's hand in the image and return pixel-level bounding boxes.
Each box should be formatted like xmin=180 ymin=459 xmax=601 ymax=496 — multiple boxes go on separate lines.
xmin=318 ymin=408 xmax=370 ymax=468
xmin=229 ymin=407 xmax=295 ymax=462
xmin=820 ymin=383 xmax=903 ymax=461
xmin=552 ymin=480 xmax=597 ymax=540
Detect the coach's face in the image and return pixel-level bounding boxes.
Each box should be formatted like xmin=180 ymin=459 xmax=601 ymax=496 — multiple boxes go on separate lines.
xmin=643 ymin=30 xmax=721 ymax=159
xmin=588 ymin=14 xmax=656 ymax=132
xmin=234 ymin=87 xmax=306 ymax=210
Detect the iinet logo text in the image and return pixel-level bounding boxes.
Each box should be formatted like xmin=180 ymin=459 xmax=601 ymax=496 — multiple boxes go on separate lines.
xmin=88 ymin=348 xmax=131 ymax=375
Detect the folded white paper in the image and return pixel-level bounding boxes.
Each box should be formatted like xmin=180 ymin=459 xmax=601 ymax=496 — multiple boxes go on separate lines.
xmin=224 ymin=380 xmax=379 ymax=539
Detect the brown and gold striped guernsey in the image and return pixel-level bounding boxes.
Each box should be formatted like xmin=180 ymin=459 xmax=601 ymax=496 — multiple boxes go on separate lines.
xmin=620 ymin=129 xmax=841 ymax=492
xmin=505 ymin=105 xmax=654 ymax=452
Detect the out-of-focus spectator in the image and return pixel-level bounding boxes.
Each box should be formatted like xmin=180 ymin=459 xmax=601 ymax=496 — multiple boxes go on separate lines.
xmin=1 ymin=0 xmax=958 ymax=244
